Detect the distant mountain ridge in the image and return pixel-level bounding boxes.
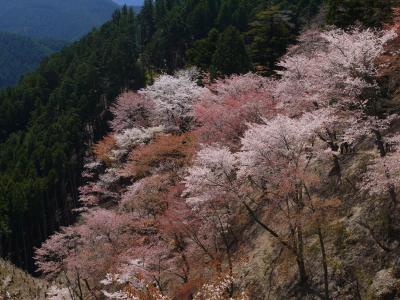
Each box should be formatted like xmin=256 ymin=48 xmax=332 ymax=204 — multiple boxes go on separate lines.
xmin=0 ymin=31 xmax=66 ymax=88
xmin=0 ymin=0 xmax=118 ymax=41
xmin=113 ymin=0 xmax=143 ymax=6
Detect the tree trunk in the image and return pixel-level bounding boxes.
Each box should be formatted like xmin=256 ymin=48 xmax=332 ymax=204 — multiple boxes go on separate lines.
xmin=333 ymin=154 xmax=341 ymax=179
xmin=296 ymin=228 xmax=308 ymax=287
xmin=318 ymin=227 xmax=330 ymax=300
xmin=373 ymin=130 xmax=386 ymax=157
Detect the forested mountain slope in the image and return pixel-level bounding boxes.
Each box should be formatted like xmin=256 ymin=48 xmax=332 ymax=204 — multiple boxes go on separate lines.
xmin=0 ymin=7 xmax=144 ymax=272
xmin=0 ymin=0 xmax=118 ymax=89
xmin=1 ymin=0 xmax=399 ymax=299
xmin=33 ymin=3 xmax=400 ymax=298
xmin=0 ymin=0 xmax=118 ymax=41
xmin=0 ymin=32 xmax=66 ymax=88
xmin=0 ymin=0 xmax=322 ymax=273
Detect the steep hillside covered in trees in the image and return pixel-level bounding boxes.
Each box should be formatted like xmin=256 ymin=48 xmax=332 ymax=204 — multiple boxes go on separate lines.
xmin=0 ymin=0 xmax=119 ymax=89
xmin=0 ymin=32 xmax=66 ymax=88
xmin=2 ymin=0 xmax=400 ymax=299
xmin=34 ymin=13 xmax=400 ymax=298
xmin=0 ymin=0 xmax=322 ymax=273
xmin=0 ymin=6 xmax=144 ymax=272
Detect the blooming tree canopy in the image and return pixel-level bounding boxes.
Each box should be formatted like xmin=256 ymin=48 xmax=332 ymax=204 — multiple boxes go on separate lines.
xmin=140 ymin=68 xmax=205 ymax=131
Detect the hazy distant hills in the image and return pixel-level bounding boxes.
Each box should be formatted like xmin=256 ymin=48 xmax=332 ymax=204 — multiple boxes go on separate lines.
xmin=112 ymin=0 xmax=143 ymax=6
xmin=0 ymin=0 xmax=144 ymax=89
xmin=0 ymin=0 xmax=118 ymax=41
xmin=112 ymin=0 xmax=142 ymax=14
xmin=0 ymin=31 xmax=66 ymax=88
xmin=0 ymin=0 xmax=120 ymax=88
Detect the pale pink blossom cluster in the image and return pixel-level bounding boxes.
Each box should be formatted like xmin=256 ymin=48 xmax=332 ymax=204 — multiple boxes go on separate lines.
xmin=193 ymin=275 xmax=248 ymax=300
xmin=275 ymin=27 xmax=396 ymax=111
xmin=195 ymin=73 xmax=276 ymax=149
xmin=183 ymin=146 xmax=237 ymax=205
xmin=139 ymin=67 xmax=205 ymax=131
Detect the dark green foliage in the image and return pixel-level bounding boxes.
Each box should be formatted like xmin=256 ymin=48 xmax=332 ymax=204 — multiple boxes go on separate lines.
xmin=187 ymin=29 xmax=220 ymax=71
xmin=139 ymin=0 xmax=156 ymax=46
xmin=142 ymin=6 xmax=189 ymax=71
xmin=0 ymin=0 xmax=118 ymax=41
xmin=216 ymin=0 xmax=249 ymax=31
xmin=212 ymin=26 xmax=251 ymax=75
xmin=146 ymin=0 xmax=323 ymax=74
xmin=246 ymin=6 xmax=296 ymax=73
xmin=0 ymin=32 xmax=66 ymax=88
xmin=326 ymin=0 xmax=393 ymax=28
xmin=0 ymin=7 xmax=144 ymax=271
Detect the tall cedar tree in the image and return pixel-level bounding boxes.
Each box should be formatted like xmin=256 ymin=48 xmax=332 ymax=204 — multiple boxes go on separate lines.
xmin=212 ymin=26 xmax=251 ymax=75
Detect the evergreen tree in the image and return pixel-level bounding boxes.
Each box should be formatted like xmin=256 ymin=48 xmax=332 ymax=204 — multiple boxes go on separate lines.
xmin=212 ymin=26 xmax=251 ymax=75
xmin=155 ymin=0 xmax=167 ymax=24
xmin=187 ymin=29 xmax=220 ymax=70
xmin=327 ymin=0 xmax=392 ymax=28
xmin=246 ymin=6 xmax=296 ymax=73
xmin=139 ymin=0 xmax=156 ymax=47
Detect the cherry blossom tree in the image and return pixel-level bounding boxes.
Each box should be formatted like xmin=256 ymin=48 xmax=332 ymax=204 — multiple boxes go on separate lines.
xmin=275 ymin=27 xmax=396 ymax=112
xmin=195 ymin=73 xmax=276 ymax=149
xmin=120 ymin=175 xmax=170 ymax=217
xmin=184 ymin=145 xmax=237 ymax=206
xmin=183 ymin=146 xmax=242 ymax=276
xmin=139 ymin=68 xmax=205 ymax=131
xmin=114 ymin=126 xmax=164 ymax=159
xmin=193 ymin=274 xmax=248 ymax=300
xmin=34 ymin=226 xmax=86 ymax=299
xmin=34 ymin=227 xmax=79 ymax=278
xmin=36 ymin=209 xmax=138 ymax=296
xmin=35 ymin=24 xmax=400 ymax=298
xmin=206 ymin=73 xmax=272 ymax=97
xmin=109 ymin=92 xmax=154 ymax=133
xmin=184 ymin=111 xmax=334 ymax=288
xmin=360 ymin=134 xmax=400 ymax=203
xmin=237 ymin=113 xmax=333 ymax=287
xmin=237 ymin=112 xmax=329 ymax=184
xmin=121 ymin=132 xmax=197 ymax=180
xmin=78 ymin=161 xmax=120 ymax=209
xmin=275 ymin=27 xmax=398 ymax=182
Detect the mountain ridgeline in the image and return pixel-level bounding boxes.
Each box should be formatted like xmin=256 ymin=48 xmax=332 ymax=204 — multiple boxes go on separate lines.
xmin=0 ymin=32 xmax=66 ymax=88
xmin=0 ymin=0 xmax=121 ymax=89
xmin=0 ymin=0 xmax=119 ymax=41
xmin=0 ymin=0 xmax=391 ymax=274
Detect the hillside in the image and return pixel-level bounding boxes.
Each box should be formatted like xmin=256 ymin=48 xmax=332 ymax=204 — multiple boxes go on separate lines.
xmin=0 ymin=0 xmax=321 ymax=273
xmin=33 ymin=15 xmax=400 ymax=297
xmin=0 ymin=32 xmax=66 ymax=88
xmin=1 ymin=0 xmax=400 ymax=299
xmin=0 ymin=0 xmax=118 ymax=41
xmin=0 ymin=259 xmax=48 ymax=299
xmin=0 ymin=6 xmax=143 ymax=272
